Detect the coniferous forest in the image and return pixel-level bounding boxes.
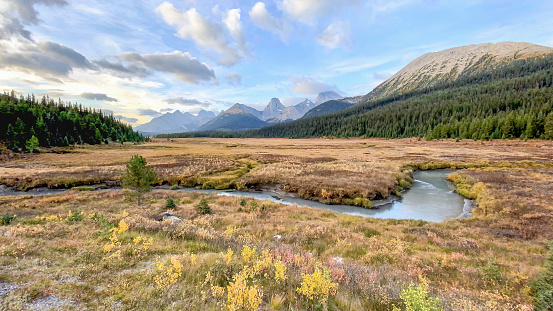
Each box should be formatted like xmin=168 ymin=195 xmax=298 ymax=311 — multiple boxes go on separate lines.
xmin=158 ymin=54 xmax=553 ymax=140
xmin=0 ymin=92 xmax=144 ymax=151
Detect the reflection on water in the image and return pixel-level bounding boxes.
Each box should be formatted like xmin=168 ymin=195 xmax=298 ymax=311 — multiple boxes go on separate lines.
xmin=0 ymin=170 xmax=467 ymax=222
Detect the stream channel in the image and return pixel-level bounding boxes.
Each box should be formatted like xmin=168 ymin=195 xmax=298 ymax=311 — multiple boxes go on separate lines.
xmin=0 ymin=170 xmax=473 ymax=222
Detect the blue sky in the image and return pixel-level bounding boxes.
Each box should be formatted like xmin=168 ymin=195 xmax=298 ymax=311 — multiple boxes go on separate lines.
xmin=1 ymin=0 xmax=552 ymax=125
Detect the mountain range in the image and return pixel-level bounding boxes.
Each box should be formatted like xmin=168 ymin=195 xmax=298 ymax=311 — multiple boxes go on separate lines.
xmin=134 ymin=109 xmax=216 ymax=135
xmin=157 ymin=41 xmax=553 ymax=140
xmin=138 ymin=91 xmax=345 ymax=134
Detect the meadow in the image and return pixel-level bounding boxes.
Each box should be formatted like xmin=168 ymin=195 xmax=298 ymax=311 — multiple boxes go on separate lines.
xmin=1 ymin=138 xmax=552 ymax=310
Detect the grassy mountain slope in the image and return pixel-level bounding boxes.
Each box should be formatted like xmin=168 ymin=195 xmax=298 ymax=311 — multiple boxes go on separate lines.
xmin=244 ymin=51 xmax=553 ymax=139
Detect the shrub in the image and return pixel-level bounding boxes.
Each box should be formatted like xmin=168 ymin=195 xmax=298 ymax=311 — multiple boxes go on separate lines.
xmin=394 ymin=276 xmax=442 ymax=311
xmin=165 ymin=197 xmax=177 ymax=210
xmin=296 ymin=264 xmax=338 ymax=305
xmin=1 ymin=213 xmax=16 ymax=225
xmin=66 ymin=210 xmax=84 ymax=222
xmin=196 ymin=197 xmax=212 ymax=215
xmin=531 ymin=241 xmax=553 ymax=310
xmin=170 ymin=184 xmax=179 ymax=190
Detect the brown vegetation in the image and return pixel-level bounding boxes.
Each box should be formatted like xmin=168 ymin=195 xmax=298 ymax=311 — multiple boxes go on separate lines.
xmin=1 ymin=138 xmax=553 ymax=309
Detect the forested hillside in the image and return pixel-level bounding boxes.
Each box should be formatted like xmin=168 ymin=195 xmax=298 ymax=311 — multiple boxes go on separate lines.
xmin=157 ymin=54 xmax=553 ymax=140
xmin=0 ymin=93 xmax=144 ymax=151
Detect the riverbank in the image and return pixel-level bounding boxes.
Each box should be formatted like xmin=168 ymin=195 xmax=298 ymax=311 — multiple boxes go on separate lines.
xmin=1 ymin=138 xmax=553 ymax=309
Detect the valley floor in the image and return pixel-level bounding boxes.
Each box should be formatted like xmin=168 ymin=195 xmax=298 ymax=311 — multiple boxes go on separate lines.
xmin=1 ymin=138 xmax=552 ymax=310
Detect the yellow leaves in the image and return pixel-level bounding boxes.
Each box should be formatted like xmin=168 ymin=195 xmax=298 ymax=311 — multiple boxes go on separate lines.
xmin=226 ymin=270 xmax=263 ymax=311
xmin=117 ymin=220 xmax=128 ymax=234
xmin=241 ymin=245 xmax=256 ymax=262
xmin=296 ymin=263 xmax=338 ymax=304
xmin=223 ymin=225 xmax=238 ymax=238
xmin=274 ymin=258 xmax=287 ymax=283
xmin=154 ymin=256 xmax=183 ymax=291
xmin=223 ymin=248 xmax=233 ymax=265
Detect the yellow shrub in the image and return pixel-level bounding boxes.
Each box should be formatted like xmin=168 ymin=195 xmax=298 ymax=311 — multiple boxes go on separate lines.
xmin=297 ymin=263 xmax=338 ymax=304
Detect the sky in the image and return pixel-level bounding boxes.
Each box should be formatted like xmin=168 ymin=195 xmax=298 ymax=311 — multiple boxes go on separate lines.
xmin=0 ymin=0 xmax=552 ymax=125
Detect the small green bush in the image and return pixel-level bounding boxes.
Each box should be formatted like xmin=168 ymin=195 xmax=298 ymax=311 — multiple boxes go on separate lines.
xmin=1 ymin=213 xmax=16 ymax=225
xmin=531 ymin=241 xmax=553 ymax=310
xmin=394 ymin=276 xmax=442 ymax=311
xmin=250 ymin=200 xmax=258 ymax=212
xmin=66 ymin=210 xmax=84 ymax=222
xmin=195 ymin=197 xmax=212 ymax=215
xmin=170 ymin=184 xmax=179 ymax=190
xmin=240 ymin=198 xmax=247 ymax=207
xmin=165 ymin=197 xmax=177 ymax=210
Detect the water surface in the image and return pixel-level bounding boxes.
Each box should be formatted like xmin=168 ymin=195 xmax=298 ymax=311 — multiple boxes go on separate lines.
xmin=0 ymin=170 xmax=468 ymax=222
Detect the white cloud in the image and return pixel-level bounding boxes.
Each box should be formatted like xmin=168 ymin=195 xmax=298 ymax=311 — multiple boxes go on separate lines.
xmin=372 ymin=0 xmax=415 ymax=14
xmin=0 ymin=40 xmax=92 ymax=79
xmin=224 ymin=9 xmax=245 ymax=48
xmin=122 ymin=51 xmax=217 ymax=85
xmin=156 ymin=2 xmax=246 ymax=66
xmin=278 ymin=0 xmax=360 ymax=25
xmin=249 ymin=2 xmax=290 ymax=42
xmin=0 ymin=0 xmax=68 ymax=24
xmin=290 ymin=76 xmax=337 ymax=94
xmin=317 ymin=21 xmax=352 ymax=49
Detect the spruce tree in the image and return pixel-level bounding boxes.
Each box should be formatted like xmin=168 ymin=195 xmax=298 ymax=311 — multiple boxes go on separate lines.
xmin=121 ymin=155 xmax=157 ymax=206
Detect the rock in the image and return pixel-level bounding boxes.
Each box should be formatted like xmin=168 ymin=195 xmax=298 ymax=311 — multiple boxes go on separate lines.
xmin=29 ymin=295 xmax=75 ymax=311
xmin=157 ymin=211 xmax=182 ymax=222
xmin=273 ymin=234 xmax=282 ymax=240
xmin=0 ymin=281 xmax=17 ymax=297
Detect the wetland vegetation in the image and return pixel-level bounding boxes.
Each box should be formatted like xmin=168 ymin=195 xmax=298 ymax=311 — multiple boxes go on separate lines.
xmin=1 ymin=138 xmax=552 ymax=310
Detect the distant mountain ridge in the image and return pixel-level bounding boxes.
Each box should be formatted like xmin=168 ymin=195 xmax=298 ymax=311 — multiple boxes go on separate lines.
xmin=315 ymin=91 xmax=342 ymax=104
xmin=135 ymin=109 xmax=216 ymax=135
xmin=196 ymin=94 xmax=327 ymax=131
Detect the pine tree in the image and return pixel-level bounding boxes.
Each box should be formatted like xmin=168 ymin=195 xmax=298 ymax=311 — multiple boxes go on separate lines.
xmin=121 ymin=155 xmax=157 ymax=206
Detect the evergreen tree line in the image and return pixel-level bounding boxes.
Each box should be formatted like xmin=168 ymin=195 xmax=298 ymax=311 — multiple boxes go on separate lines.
xmin=158 ymin=54 xmax=553 ymax=140
xmin=0 ymin=92 xmax=144 ymax=151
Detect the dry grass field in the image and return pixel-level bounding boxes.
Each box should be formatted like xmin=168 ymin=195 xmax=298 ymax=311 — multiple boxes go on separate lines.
xmin=1 ymin=138 xmax=553 ymax=310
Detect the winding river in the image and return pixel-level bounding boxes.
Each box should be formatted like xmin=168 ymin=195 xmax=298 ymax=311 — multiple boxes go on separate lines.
xmin=0 ymin=170 xmax=471 ymax=222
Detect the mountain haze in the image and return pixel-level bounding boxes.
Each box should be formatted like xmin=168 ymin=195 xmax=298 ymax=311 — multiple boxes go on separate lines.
xmin=315 ymin=91 xmax=342 ymax=104
xmin=135 ymin=110 xmax=216 ymax=135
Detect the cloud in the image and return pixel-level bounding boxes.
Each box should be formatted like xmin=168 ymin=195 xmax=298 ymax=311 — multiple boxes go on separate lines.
xmin=156 ymin=2 xmax=246 ymax=66
xmin=225 ymin=72 xmax=242 ymax=86
xmin=372 ymin=0 xmax=415 ymax=14
xmin=249 ymin=2 xmax=290 ymax=42
xmin=0 ymin=13 xmax=32 ymax=41
xmin=163 ymin=97 xmax=210 ymax=108
xmin=122 ymin=51 xmax=216 ymax=84
xmin=224 ymin=9 xmax=247 ymax=54
xmin=290 ymin=76 xmax=337 ymax=95
xmin=373 ymin=72 xmax=393 ymax=80
xmin=114 ymin=115 xmax=138 ymax=123
xmin=102 ymin=109 xmax=114 ymax=115
xmin=138 ymin=108 xmax=161 ymax=116
xmin=0 ymin=40 xmax=92 ymax=78
xmin=3 ymin=0 xmax=68 ymax=24
xmin=278 ymin=0 xmax=359 ymax=25
xmin=80 ymin=92 xmax=118 ymax=102
xmin=94 ymin=59 xmax=150 ymax=78
xmin=160 ymin=108 xmax=172 ymax=113
xmin=317 ymin=21 xmax=352 ymax=49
